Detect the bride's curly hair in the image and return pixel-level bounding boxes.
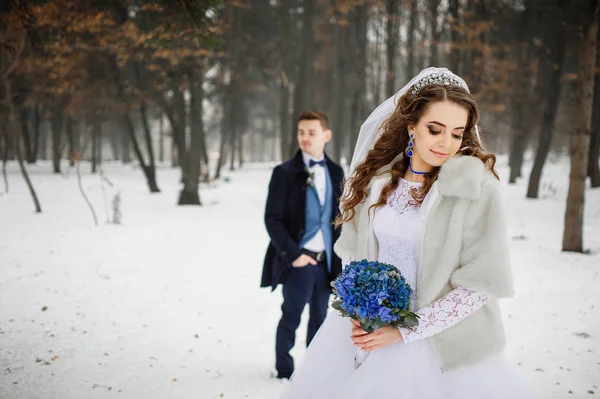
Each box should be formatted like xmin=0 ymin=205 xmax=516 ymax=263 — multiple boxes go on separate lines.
xmin=336 ymin=84 xmax=499 ymax=226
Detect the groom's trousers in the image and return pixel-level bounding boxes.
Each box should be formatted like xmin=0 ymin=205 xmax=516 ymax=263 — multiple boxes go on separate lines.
xmin=275 ymin=259 xmax=330 ymax=379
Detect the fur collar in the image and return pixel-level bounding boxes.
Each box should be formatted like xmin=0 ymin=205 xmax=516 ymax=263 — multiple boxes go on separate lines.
xmin=437 ymin=155 xmax=486 ymax=200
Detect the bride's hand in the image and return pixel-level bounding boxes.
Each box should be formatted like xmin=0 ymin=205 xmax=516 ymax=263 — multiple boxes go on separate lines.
xmin=350 ymin=319 xmax=403 ymax=351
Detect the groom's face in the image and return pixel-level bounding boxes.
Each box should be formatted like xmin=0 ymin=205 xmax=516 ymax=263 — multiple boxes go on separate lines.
xmin=297 ymin=119 xmax=332 ymax=158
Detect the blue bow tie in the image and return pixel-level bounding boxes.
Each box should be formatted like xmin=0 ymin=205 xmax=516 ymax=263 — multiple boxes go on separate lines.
xmin=309 ymin=159 xmax=326 ymax=168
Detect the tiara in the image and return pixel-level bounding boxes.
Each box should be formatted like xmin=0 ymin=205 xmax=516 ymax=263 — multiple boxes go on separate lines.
xmin=410 ymin=72 xmax=466 ymax=98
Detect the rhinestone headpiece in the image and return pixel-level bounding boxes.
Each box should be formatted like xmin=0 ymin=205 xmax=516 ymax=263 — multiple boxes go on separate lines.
xmin=410 ymin=72 xmax=467 ymax=98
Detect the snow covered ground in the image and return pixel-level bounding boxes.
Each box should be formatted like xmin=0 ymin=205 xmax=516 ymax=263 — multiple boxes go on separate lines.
xmin=0 ymin=156 xmax=598 ymax=399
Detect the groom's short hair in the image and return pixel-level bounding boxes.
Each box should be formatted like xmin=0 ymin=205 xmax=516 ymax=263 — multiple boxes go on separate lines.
xmin=298 ymin=110 xmax=330 ymax=130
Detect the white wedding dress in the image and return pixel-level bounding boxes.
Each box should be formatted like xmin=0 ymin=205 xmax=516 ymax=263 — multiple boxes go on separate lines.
xmin=280 ymin=178 xmax=532 ymax=399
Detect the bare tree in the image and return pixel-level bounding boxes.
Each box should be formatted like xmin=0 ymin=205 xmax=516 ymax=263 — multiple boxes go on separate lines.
xmin=563 ymin=1 xmax=599 ymax=253
xmin=588 ymin=26 xmax=600 ymax=187
xmin=428 ymin=0 xmax=440 ymax=67
xmin=526 ymin=1 xmax=568 ymax=198
xmin=385 ymin=0 xmax=400 ymax=97
xmin=0 ymin=31 xmax=41 ymax=212
xmin=448 ymin=0 xmax=461 ymax=74
xmin=1 ymin=118 xmax=9 ymax=193
xmin=178 ymin=68 xmax=204 ymax=205
xmin=406 ymin=0 xmax=419 ymax=79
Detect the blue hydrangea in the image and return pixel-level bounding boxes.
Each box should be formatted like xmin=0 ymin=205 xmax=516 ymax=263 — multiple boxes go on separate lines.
xmin=331 ymin=259 xmax=420 ymax=332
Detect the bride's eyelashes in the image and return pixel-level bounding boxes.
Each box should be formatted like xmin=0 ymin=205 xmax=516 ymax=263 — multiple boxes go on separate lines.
xmin=427 ymin=125 xmax=463 ymax=140
xmin=427 ymin=126 xmax=442 ymax=135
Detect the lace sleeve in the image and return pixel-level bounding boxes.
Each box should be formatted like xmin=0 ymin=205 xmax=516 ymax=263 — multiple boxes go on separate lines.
xmin=399 ymin=287 xmax=488 ymax=343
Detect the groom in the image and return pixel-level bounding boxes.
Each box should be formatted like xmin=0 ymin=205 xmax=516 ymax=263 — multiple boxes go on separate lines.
xmin=261 ymin=110 xmax=344 ymax=379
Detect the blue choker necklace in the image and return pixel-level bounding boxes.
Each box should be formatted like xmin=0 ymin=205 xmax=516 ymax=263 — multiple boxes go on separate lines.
xmin=409 ymin=160 xmax=427 ymax=175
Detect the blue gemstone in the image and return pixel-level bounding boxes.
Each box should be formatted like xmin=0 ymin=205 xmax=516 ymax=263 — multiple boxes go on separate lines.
xmin=407 ymin=150 xmax=413 ymax=157
xmin=409 ymin=141 xmax=413 ymax=147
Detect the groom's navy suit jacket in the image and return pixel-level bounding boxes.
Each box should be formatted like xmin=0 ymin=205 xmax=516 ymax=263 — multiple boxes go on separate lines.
xmin=261 ymin=150 xmax=344 ymax=291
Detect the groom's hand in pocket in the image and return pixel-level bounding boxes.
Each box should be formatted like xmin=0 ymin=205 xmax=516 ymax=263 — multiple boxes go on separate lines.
xmin=292 ymin=254 xmax=318 ymax=268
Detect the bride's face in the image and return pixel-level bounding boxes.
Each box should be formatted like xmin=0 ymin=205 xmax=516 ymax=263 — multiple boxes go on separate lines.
xmin=408 ymin=100 xmax=468 ymax=169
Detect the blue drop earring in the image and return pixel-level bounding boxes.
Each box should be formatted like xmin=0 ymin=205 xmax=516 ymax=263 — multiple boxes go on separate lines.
xmin=407 ymin=132 xmax=426 ymax=176
xmin=407 ymin=134 xmax=415 ymax=158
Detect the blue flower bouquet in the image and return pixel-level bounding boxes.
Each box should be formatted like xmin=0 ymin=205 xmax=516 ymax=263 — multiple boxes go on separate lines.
xmin=331 ymin=259 xmax=419 ymax=334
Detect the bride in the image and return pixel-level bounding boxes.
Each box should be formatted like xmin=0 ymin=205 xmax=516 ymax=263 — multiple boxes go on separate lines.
xmin=280 ymin=67 xmax=533 ymax=399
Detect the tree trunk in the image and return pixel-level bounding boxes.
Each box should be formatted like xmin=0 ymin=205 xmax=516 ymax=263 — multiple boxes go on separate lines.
xmin=448 ymin=0 xmax=461 ymax=73
xmin=124 ymin=112 xmax=160 ymax=193
xmin=215 ymin=117 xmax=227 ymax=180
xmin=351 ymin=3 xmax=368 ymax=152
xmin=17 ymin=139 xmax=42 ymax=212
xmin=159 ymin=115 xmax=165 ymax=163
xmin=1 ymin=37 xmax=42 ymax=211
xmin=97 ymin=121 xmax=103 ymax=168
xmin=508 ymin=1 xmax=537 ymax=184
xmin=467 ymin=0 xmax=488 ymax=95
xmin=173 ymin=90 xmax=187 ymax=165
xmin=237 ymin=130 xmax=244 ymax=168
xmin=371 ymin=8 xmax=383 ymax=110
xmin=121 ymin=123 xmax=131 ymax=163
xmin=588 ymin=27 xmax=600 ymax=187
xmin=229 ymin=114 xmax=237 ymax=171
xmin=525 ymin=58 xmax=566 ymax=197
xmin=51 ymin=109 xmax=63 ymax=174
xmin=338 ymin=24 xmax=351 ymax=161
xmin=133 ymin=59 xmax=158 ymax=185
xmin=330 ymin=1 xmax=342 ymax=161
xmin=159 ymin=93 xmax=182 ymax=168
xmin=39 ymin=119 xmax=48 ymax=160
xmin=1 ymin=124 xmax=8 ymax=193
xmin=508 ymin=135 xmax=526 ymax=183
xmin=563 ymin=8 xmax=598 ymax=252
xmin=279 ymin=0 xmax=292 ymax=161
xmin=178 ymin=69 xmax=202 ymax=205
xmin=291 ymin=0 xmax=315 ymax=157
xmin=199 ymin=116 xmax=209 ymax=175
xmin=109 ymin=122 xmax=119 ymax=161
xmin=19 ymin=108 xmax=33 ymax=164
xmin=139 ymin=101 xmax=158 ymax=187
xmin=429 ymin=0 xmax=440 ymax=66
xmin=386 ymin=0 xmax=399 ymax=98
xmin=66 ymin=115 xmax=75 ymax=166
xmin=407 ymin=0 xmax=418 ymax=78
xmin=526 ymin=2 xmax=567 ymax=197
xmin=91 ymin=119 xmax=99 ymax=174
xmin=31 ymin=103 xmax=41 ymax=163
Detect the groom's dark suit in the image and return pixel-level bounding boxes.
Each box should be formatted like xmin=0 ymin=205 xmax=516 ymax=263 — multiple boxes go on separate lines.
xmin=261 ymin=150 xmax=344 ymax=378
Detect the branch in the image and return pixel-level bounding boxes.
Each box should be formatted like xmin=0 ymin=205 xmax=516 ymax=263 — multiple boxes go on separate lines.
xmin=2 ymin=33 xmax=25 ymax=81
xmin=76 ymin=161 xmax=99 ymax=227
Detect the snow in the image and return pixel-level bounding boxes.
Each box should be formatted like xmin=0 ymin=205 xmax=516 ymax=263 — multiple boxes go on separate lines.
xmin=0 ymin=157 xmax=598 ymax=398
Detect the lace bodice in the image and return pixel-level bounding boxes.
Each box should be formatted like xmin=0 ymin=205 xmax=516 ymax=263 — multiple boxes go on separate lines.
xmin=371 ymin=177 xmax=489 ymax=343
xmin=372 ymin=178 xmax=422 ymax=306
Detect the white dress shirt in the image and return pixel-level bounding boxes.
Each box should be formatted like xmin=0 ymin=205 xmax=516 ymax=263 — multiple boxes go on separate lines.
xmin=302 ymin=152 xmax=327 ymax=252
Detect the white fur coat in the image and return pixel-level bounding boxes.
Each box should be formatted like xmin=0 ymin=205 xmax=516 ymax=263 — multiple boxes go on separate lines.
xmin=334 ymin=155 xmax=514 ymax=370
